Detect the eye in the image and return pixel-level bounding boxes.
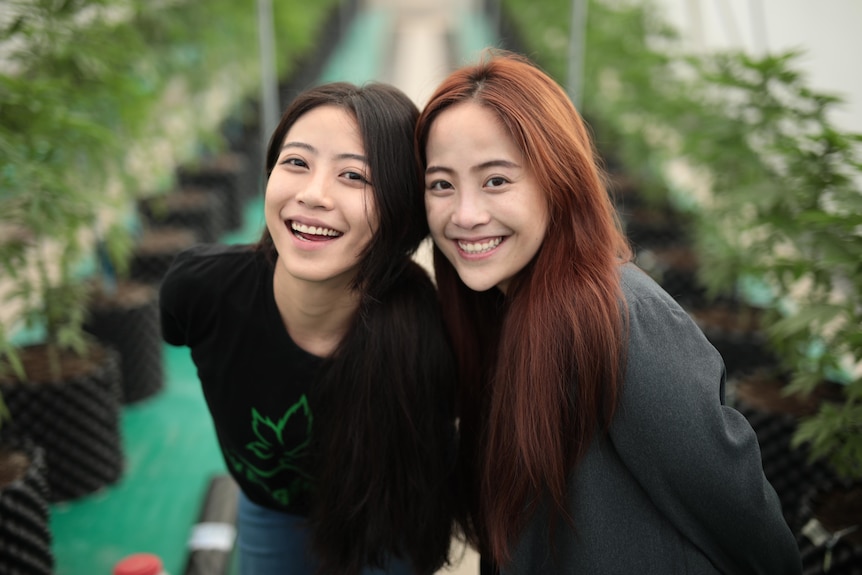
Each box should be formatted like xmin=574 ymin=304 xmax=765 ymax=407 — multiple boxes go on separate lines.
xmin=485 ymin=176 xmax=509 ymax=189
xmin=342 ymin=169 xmax=371 ymax=185
xmin=426 ymin=180 xmax=454 ymax=195
xmin=280 ymin=156 xmax=308 ymax=169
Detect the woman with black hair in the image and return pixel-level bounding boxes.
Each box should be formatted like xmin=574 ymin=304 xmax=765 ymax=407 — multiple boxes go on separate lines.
xmin=161 ymin=82 xmax=458 ymax=575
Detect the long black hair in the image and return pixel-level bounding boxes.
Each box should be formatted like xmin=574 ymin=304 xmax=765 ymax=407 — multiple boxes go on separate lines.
xmin=258 ymin=82 xmax=459 ymax=574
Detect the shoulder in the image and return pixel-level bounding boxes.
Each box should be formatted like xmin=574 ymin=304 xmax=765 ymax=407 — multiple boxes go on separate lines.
xmin=166 ymin=243 xmax=260 ymax=280
xmin=615 ymin=262 xmax=724 ymax=403
xmin=159 ymin=243 xmax=267 ymax=346
xmin=619 ymin=263 xmax=679 ymax=309
xmin=618 ymin=262 xmax=703 ymax=337
xmin=161 ymin=243 xmax=265 ymax=296
xmin=160 ymin=243 xmax=264 ymax=311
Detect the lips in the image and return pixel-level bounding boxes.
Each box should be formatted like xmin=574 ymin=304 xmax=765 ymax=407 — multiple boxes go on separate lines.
xmin=290 ymin=220 xmax=343 ymax=242
xmin=457 ymin=236 xmax=503 ymax=254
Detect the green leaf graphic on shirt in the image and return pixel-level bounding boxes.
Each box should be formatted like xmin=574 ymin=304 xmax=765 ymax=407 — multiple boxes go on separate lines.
xmin=246 ymin=394 xmax=312 ymax=461
xmin=226 ymin=394 xmax=314 ymax=506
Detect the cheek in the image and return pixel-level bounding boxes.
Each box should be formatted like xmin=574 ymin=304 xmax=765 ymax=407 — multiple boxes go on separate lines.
xmin=263 ymin=174 xmax=285 ymax=206
xmin=537 ymin=203 xmax=551 ymax=240
xmin=263 ymin=185 xmax=278 ymax=215
xmin=424 ymin=198 xmax=447 ymax=228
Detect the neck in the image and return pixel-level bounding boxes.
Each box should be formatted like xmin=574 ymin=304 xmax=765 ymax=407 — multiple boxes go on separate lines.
xmin=272 ymin=259 xmax=361 ymax=358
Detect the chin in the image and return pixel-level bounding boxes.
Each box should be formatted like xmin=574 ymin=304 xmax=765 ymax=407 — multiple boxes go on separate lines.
xmin=458 ymin=273 xmax=503 ymax=294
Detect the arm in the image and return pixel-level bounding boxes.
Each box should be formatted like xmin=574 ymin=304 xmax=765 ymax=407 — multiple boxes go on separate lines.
xmin=610 ymin=275 xmax=801 ymax=575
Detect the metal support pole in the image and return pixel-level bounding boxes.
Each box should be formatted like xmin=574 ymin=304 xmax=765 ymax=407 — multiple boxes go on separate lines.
xmin=489 ymin=0 xmax=501 ymax=41
xmin=567 ymin=0 xmax=587 ymax=109
xmin=257 ymin=0 xmax=280 ymax=151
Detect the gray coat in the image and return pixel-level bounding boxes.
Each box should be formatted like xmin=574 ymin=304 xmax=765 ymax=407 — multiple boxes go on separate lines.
xmin=505 ymin=265 xmax=802 ymax=574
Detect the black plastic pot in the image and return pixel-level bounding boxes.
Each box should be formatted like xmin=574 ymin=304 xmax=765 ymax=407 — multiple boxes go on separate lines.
xmin=688 ymin=303 xmax=778 ymax=379
xmin=85 ymin=280 xmax=164 ymax=404
xmin=139 ymin=188 xmax=222 ymax=244
xmin=0 ymin=343 xmax=125 ymax=502
xmin=731 ymin=373 xmax=844 ymax=533
xmin=0 ymin=435 xmax=54 ymax=574
xmin=621 ymin=203 xmax=691 ymax=250
xmin=130 ymin=226 xmax=199 ymax=286
xmin=178 ymin=152 xmax=248 ymax=232
xmin=796 ymin=480 xmax=862 ymax=574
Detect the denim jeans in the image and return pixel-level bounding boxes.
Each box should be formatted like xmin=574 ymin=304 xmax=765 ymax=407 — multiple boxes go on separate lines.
xmin=237 ymin=491 xmax=415 ymax=575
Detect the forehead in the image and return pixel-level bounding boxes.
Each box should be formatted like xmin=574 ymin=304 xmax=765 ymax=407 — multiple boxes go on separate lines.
xmin=426 ymin=101 xmax=522 ymax=164
xmin=285 ymin=105 xmax=363 ymax=151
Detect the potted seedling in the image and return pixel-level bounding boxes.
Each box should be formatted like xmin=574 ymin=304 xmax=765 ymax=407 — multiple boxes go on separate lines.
xmin=0 ymin=69 xmax=125 ymax=502
xmin=683 ymin=50 xmax=862 ymax=565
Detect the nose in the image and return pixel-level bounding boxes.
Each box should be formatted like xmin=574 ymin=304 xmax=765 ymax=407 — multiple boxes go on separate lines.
xmin=295 ymin=173 xmax=334 ymax=209
xmin=451 ymin=189 xmax=490 ymax=229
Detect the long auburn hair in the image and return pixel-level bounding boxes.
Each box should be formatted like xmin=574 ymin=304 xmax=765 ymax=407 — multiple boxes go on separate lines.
xmin=415 ymin=51 xmax=632 ymax=565
xmin=259 ymin=83 xmax=458 ymax=574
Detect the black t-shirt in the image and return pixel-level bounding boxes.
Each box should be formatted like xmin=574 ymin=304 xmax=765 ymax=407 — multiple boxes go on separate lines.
xmin=160 ymin=243 xmax=323 ymax=515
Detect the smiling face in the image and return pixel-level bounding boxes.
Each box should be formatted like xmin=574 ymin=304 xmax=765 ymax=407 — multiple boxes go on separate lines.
xmin=265 ymin=105 xmax=377 ymax=287
xmin=424 ymin=101 xmax=549 ymax=294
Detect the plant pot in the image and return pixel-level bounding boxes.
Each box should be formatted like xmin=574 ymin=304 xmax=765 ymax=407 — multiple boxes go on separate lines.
xmin=607 ymin=169 xmax=646 ymax=213
xmin=732 ymin=372 xmax=845 ymax=533
xmin=139 ymin=187 xmax=222 ymax=244
xmin=797 ymin=481 xmax=862 ymax=574
xmin=85 ymin=280 xmax=164 ymax=404
xmin=130 ymin=226 xmax=199 ymax=286
xmin=688 ymin=302 xmax=778 ymax=379
xmin=0 ymin=434 xmax=54 ymax=574
xmin=621 ymin=203 xmax=690 ymax=250
xmin=177 ymin=152 xmax=249 ymax=231
xmin=0 ymin=342 xmax=125 ymax=502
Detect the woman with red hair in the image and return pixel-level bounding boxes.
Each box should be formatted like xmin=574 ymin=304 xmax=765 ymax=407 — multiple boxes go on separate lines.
xmin=416 ymin=50 xmax=800 ymax=574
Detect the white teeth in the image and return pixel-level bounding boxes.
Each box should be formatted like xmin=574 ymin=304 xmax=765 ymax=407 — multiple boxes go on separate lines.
xmin=291 ymin=222 xmax=341 ymax=237
xmin=458 ymin=237 xmax=502 ymax=254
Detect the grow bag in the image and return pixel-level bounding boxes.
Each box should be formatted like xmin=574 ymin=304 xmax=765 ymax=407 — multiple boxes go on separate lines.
xmin=139 ymin=188 xmax=222 ymax=244
xmin=85 ymin=281 xmax=164 ymax=404
xmin=0 ymin=436 xmax=54 ymax=574
xmin=797 ymin=480 xmax=862 ymax=574
xmin=732 ymin=375 xmax=843 ymax=533
xmin=130 ymin=227 xmax=199 ymax=286
xmin=0 ymin=343 xmax=125 ymax=502
xmin=178 ymin=152 xmax=249 ymax=232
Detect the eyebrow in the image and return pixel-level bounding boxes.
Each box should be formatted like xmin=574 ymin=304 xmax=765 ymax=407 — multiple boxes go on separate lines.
xmin=425 ymin=159 xmax=520 ymax=175
xmin=281 ymin=141 xmax=368 ymax=163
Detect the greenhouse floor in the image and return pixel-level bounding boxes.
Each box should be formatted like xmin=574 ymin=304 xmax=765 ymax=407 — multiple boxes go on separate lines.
xmin=48 ymin=1 xmax=486 ymax=573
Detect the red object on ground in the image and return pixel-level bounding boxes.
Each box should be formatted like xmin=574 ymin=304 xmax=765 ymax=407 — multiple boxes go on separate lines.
xmin=113 ymin=553 xmax=165 ymax=575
